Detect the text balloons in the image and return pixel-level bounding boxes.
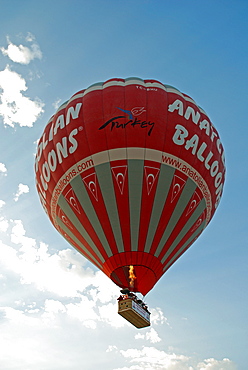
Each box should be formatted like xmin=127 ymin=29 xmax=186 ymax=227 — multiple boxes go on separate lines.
xmin=35 ymin=78 xmax=225 ymax=295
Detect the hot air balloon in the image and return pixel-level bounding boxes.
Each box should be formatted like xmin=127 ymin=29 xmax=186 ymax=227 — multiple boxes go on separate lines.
xmin=35 ymin=78 xmax=225 ymax=326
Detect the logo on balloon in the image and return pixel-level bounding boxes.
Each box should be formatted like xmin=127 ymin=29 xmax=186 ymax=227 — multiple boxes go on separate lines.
xmin=116 ymin=106 xmax=146 ymax=120
xmin=99 ymin=106 xmax=155 ymax=136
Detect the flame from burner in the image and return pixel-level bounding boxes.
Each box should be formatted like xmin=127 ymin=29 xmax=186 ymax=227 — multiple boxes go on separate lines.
xmin=129 ymin=265 xmax=136 ymax=288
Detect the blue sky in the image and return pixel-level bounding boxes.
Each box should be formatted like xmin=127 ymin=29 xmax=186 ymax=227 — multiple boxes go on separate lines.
xmin=0 ymin=1 xmax=247 ymax=369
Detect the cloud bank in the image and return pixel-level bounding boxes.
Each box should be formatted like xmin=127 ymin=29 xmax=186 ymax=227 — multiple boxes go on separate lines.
xmin=0 ymin=219 xmax=237 ymax=369
xmin=108 ymin=345 xmax=237 ymax=370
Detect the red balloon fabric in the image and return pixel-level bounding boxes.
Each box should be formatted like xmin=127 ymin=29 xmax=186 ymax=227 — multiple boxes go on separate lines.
xmin=35 ymin=78 xmax=225 ymax=295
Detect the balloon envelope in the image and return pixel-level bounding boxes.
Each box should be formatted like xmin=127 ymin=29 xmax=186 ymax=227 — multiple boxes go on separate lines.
xmin=35 ymin=78 xmax=225 ymax=295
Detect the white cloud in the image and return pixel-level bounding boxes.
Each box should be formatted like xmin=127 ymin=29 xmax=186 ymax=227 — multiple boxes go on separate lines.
xmin=150 ymin=306 xmax=170 ymax=327
xmin=1 ymin=35 xmax=42 ymax=65
xmin=116 ymin=346 xmax=190 ymax=370
xmin=1 ymin=306 xmax=41 ymax=327
xmin=25 ymin=32 xmax=35 ymax=43
xmin=0 ymin=162 xmax=7 ymax=175
xmin=65 ymin=297 xmax=99 ymax=329
xmin=0 ymin=219 xmax=121 ymax=316
xmin=0 ymin=217 xmax=9 ymax=232
xmin=0 ymin=306 xmax=59 ymax=368
xmin=41 ymin=299 xmax=66 ymax=327
xmin=106 ymin=345 xmax=118 ymax=353
xmin=0 ymin=66 xmax=44 ymax=127
xmin=135 ymin=328 xmax=161 ymax=343
xmin=98 ymin=301 xmax=126 ymax=328
xmin=53 ymin=98 xmax=62 ymax=110
xmin=14 ymin=183 xmax=29 ymax=201
xmin=111 ymin=346 xmax=237 ymax=370
xmin=5 ymin=221 xmax=94 ymax=296
xmin=0 ymin=200 xmax=5 ymax=208
xmin=197 ymin=357 xmax=237 ymax=370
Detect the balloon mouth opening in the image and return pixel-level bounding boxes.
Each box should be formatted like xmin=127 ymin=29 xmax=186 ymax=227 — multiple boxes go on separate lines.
xmin=110 ymin=265 xmax=157 ymax=295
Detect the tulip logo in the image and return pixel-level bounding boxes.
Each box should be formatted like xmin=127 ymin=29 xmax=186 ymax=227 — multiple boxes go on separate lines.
xmin=116 ymin=106 xmax=146 ymax=120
